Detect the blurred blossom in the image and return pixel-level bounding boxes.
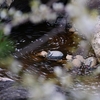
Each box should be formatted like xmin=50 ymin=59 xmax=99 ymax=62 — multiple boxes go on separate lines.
xmin=0 ymin=10 xmax=7 ymax=19
xmin=8 ymin=8 xmax=16 ymax=15
xmin=30 ymin=14 xmax=42 ymax=23
xmin=48 ymin=92 xmax=66 ymax=100
xmin=30 ymin=3 xmax=57 ymax=23
xmin=45 ymin=12 xmax=57 ymax=21
xmin=13 ymin=14 xmax=29 ymax=26
xmin=1 ymin=1 xmax=100 ymax=100
xmin=22 ymin=73 xmax=37 ymax=87
xmin=29 ymin=86 xmax=43 ymax=99
xmin=66 ymin=0 xmax=98 ymax=40
xmin=39 ymin=4 xmax=49 ymax=12
xmin=60 ymin=74 xmax=73 ymax=87
xmin=53 ymin=3 xmax=64 ymax=11
xmin=73 ymin=15 xmax=97 ymax=40
xmin=54 ymin=66 xmax=63 ymax=77
xmin=22 ymin=72 xmax=66 ymax=100
xmin=14 ymin=10 xmax=22 ymax=18
xmin=4 ymin=24 xmax=12 ymax=35
xmin=28 ymin=80 xmax=66 ymax=100
xmin=9 ymin=60 xmax=23 ymax=74
xmin=8 ymin=10 xmax=29 ymax=26
xmin=30 ymin=10 xmax=57 ymax=23
xmin=71 ymin=90 xmax=88 ymax=100
xmin=42 ymin=82 xmax=56 ymax=95
xmin=31 ymin=0 xmax=40 ymax=10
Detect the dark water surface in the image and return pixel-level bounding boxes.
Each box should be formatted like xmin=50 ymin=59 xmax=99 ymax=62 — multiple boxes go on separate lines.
xmin=18 ymin=32 xmax=80 ymax=78
xmin=15 ymin=30 xmax=100 ymax=95
xmin=1 ymin=28 xmax=100 ymax=95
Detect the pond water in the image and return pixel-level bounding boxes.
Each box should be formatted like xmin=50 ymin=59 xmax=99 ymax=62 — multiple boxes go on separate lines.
xmin=1 ymin=27 xmax=100 ymax=96
xmin=19 ymin=32 xmax=80 ymax=78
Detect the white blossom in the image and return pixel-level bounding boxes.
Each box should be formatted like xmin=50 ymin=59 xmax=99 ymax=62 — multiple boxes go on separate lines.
xmin=0 ymin=10 xmax=7 ymax=19
xmin=54 ymin=66 xmax=63 ymax=77
xmin=9 ymin=60 xmax=23 ymax=74
xmin=66 ymin=0 xmax=98 ymax=40
xmin=53 ymin=3 xmax=64 ymax=11
xmin=4 ymin=24 xmax=12 ymax=35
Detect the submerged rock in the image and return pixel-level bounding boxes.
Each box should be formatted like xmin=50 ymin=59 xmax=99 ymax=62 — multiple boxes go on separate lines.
xmin=46 ymin=51 xmax=63 ymax=60
xmin=38 ymin=50 xmax=64 ymax=60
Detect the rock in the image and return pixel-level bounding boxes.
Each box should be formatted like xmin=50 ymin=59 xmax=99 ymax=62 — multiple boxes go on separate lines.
xmin=84 ymin=57 xmax=97 ymax=68
xmin=0 ymin=85 xmax=28 ymax=100
xmin=93 ymin=64 xmax=100 ymax=75
xmin=72 ymin=59 xmax=82 ymax=68
xmin=37 ymin=51 xmax=48 ymax=57
xmin=37 ymin=50 xmax=64 ymax=60
xmin=0 ymin=81 xmax=15 ymax=91
xmin=91 ymin=16 xmax=100 ymax=62
xmin=69 ymin=28 xmax=76 ymax=32
xmin=72 ymin=55 xmax=84 ymax=67
xmin=0 ymin=80 xmax=70 ymax=100
xmin=66 ymin=55 xmax=84 ymax=68
xmin=66 ymin=54 xmax=72 ymax=61
xmin=75 ymin=55 xmax=85 ymax=62
xmin=93 ymin=64 xmax=100 ymax=69
xmin=0 ymin=77 xmax=14 ymax=81
xmin=0 ymin=81 xmax=29 ymax=100
xmin=46 ymin=51 xmax=63 ymax=60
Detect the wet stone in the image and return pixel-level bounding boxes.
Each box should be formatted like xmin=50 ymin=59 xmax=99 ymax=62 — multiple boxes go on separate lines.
xmin=84 ymin=57 xmax=97 ymax=68
xmin=66 ymin=54 xmax=73 ymax=61
xmin=65 ymin=54 xmax=98 ymax=75
xmin=92 ymin=19 xmax=100 ymax=63
xmin=0 ymin=77 xmax=14 ymax=82
xmin=66 ymin=55 xmax=85 ymax=68
xmin=74 ymin=55 xmax=85 ymax=62
xmin=46 ymin=51 xmax=64 ymax=60
xmin=72 ymin=59 xmax=82 ymax=68
xmin=0 ymin=80 xmax=29 ymax=100
xmin=94 ymin=64 xmax=100 ymax=75
xmin=0 ymin=80 xmax=71 ymax=100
